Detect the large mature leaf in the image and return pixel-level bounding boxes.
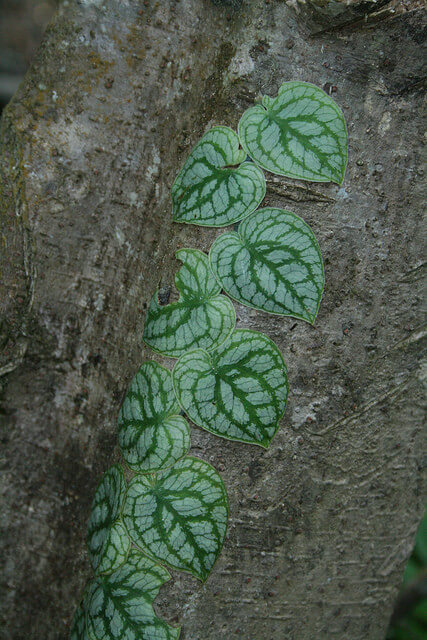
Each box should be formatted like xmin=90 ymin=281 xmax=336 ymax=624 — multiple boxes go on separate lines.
xmin=209 ymin=207 xmax=324 ymax=323
xmin=118 ymin=362 xmax=190 ymax=473
xmin=84 ymin=550 xmax=180 ymax=640
xmin=86 ymin=465 xmax=131 ymax=575
xmin=172 ymin=126 xmax=266 ymax=227
xmin=238 ymin=81 xmax=348 ymax=184
xmin=122 ymin=457 xmax=228 ymax=582
xmin=143 ymin=248 xmax=235 ymax=358
xmin=172 ymin=329 xmax=288 ymax=448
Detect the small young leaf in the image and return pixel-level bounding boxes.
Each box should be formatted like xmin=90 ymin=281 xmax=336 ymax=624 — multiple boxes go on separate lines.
xmin=86 ymin=464 xmax=131 ymax=575
xmin=118 ymin=361 xmax=190 ymax=473
xmin=143 ymin=249 xmax=236 ymax=358
xmin=209 ymin=207 xmax=324 ymax=323
xmin=238 ymin=81 xmax=348 ymax=184
xmin=84 ymin=550 xmax=180 ymax=640
xmin=70 ymin=602 xmax=89 ymax=640
xmin=122 ymin=457 xmax=228 ymax=582
xmin=172 ymin=329 xmax=288 ymax=448
xmin=172 ymin=126 xmax=266 ymax=227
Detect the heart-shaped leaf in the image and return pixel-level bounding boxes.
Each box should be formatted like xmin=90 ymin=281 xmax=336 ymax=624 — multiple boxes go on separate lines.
xmin=172 ymin=329 xmax=288 ymax=448
xmin=172 ymin=126 xmax=266 ymax=227
xmin=84 ymin=549 xmax=180 ymax=640
xmin=143 ymin=248 xmax=236 ymax=358
xmin=209 ymin=207 xmax=324 ymax=323
xmin=238 ymin=81 xmax=348 ymax=184
xmin=86 ymin=465 xmax=131 ymax=575
xmin=118 ymin=362 xmax=190 ymax=473
xmin=122 ymin=457 xmax=228 ymax=582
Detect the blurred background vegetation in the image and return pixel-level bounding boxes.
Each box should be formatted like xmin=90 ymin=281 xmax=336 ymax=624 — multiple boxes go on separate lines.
xmin=386 ymin=512 xmax=427 ymax=640
xmin=0 ymin=1 xmax=425 ymax=638
xmin=0 ymin=0 xmax=57 ymax=112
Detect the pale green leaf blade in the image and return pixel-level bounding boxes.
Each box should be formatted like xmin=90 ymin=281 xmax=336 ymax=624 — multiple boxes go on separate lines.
xmin=123 ymin=457 xmax=228 ymax=582
xmin=70 ymin=602 xmax=89 ymax=640
xmin=172 ymin=126 xmax=266 ymax=227
xmin=118 ymin=361 xmax=190 ymax=473
xmin=238 ymin=81 xmax=348 ymax=184
xmin=86 ymin=464 xmax=131 ymax=575
xmin=143 ymin=249 xmax=236 ymax=358
xmin=172 ymin=329 xmax=288 ymax=448
xmin=209 ymin=207 xmax=324 ymax=323
xmin=85 ymin=549 xmax=180 ymax=640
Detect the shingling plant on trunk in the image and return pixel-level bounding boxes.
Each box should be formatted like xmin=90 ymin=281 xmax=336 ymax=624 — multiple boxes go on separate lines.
xmin=71 ymin=81 xmax=348 ymax=639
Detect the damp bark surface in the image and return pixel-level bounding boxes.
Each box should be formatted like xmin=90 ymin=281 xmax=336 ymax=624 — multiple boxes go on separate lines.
xmin=0 ymin=1 xmax=425 ymax=639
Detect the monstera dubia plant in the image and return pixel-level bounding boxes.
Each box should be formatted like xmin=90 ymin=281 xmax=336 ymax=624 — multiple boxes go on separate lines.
xmin=71 ymin=81 xmax=348 ymax=639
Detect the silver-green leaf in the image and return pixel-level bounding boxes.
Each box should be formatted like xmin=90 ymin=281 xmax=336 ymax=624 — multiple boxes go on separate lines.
xmin=84 ymin=550 xmax=180 ymax=640
xmin=209 ymin=207 xmax=324 ymax=324
xmin=118 ymin=362 xmax=190 ymax=473
xmin=143 ymin=249 xmax=236 ymax=358
xmin=238 ymin=81 xmax=348 ymax=184
xmin=172 ymin=329 xmax=288 ymax=448
xmin=86 ymin=465 xmax=131 ymax=575
xmin=122 ymin=457 xmax=228 ymax=582
xmin=172 ymin=126 xmax=266 ymax=227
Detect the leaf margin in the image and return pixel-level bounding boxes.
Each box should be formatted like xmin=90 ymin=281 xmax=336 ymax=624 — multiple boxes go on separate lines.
xmin=172 ymin=328 xmax=289 ymax=449
xmin=122 ymin=455 xmax=229 ymax=583
xmin=142 ymin=248 xmax=236 ymax=358
xmin=83 ymin=549 xmax=181 ymax=640
xmin=238 ymin=80 xmax=349 ymax=185
xmin=209 ymin=207 xmax=325 ymax=325
xmin=171 ymin=125 xmax=266 ymax=228
xmin=117 ymin=360 xmax=191 ymax=474
xmin=86 ymin=463 xmax=131 ymax=577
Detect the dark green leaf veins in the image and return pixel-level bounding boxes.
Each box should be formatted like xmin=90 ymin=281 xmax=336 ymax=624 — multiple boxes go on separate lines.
xmin=209 ymin=207 xmax=324 ymax=323
xmin=172 ymin=126 xmax=266 ymax=227
xmin=173 ymin=329 xmax=289 ymax=448
xmin=118 ymin=362 xmax=190 ymax=473
xmin=238 ymin=81 xmax=348 ymax=184
xmin=143 ymin=248 xmax=236 ymax=358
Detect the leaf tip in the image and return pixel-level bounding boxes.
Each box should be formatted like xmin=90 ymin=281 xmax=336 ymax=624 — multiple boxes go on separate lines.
xmin=334 ymin=171 xmax=346 ymax=186
xmin=198 ymin=568 xmax=212 ymax=583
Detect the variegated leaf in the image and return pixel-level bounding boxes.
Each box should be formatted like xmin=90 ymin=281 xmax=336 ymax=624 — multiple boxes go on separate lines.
xmin=172 ymin=126 xmax=265 ymax=227
xmin=172 ymin=329 xmax=288 ymax=448
xmin=86 ymin=465 xmax=130 ymax=575
xmin=84 ymin=550 xmax=180 ymax=640
xmin=123 ymin=457 xmax=228 ymax=582
xmin=238 ymin=81 xmax=348 ymax=184
xmin=143 ymin=248 xmax=236 ymax=358
xmin=209 ymin=207 xmax=324 ymax=323
xmin=118 ymin=362 xmax=190 ymax=473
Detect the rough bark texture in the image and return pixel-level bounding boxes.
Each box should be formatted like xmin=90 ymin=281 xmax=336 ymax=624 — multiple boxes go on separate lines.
xmin=0 ymin=1 xmax=425 ymax=639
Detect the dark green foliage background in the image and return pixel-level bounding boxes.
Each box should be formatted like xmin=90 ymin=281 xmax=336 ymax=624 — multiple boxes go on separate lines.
xmin=387 ymin=512 xmax=427 ymax=639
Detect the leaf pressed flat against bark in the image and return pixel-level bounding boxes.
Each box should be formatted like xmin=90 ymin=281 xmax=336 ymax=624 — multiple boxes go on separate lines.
xmin=172 ymin=329 xmax=289 ymax=448
xmin=122 ymin=457 xmax=228 ymax=582
xmin=172 ymin=126 xmax=266 ymax=227
xmin=209 ymin=208 xmax=324 ymax=323
xmin=83 ymin=550 xmax=180 ymax=640
xmin=86 ymin=465 xmax=131 ymax=576
xmin=238 ymin=81 xmax=348 ymax=184
xmin=118 ymin=362 xmax=191 ymax=473
xmin=143 ymin=249 xmax=236 ymax=358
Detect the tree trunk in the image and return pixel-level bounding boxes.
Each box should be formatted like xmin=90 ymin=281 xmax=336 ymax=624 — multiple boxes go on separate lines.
xmin=0 ymin=1 xmax=425 ymax=638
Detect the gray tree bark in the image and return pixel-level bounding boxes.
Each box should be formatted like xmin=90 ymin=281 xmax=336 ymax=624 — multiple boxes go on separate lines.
xmin=0 ymin=1 xmax=425 ymax=639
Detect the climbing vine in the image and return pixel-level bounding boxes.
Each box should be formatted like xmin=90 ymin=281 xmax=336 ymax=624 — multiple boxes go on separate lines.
xmin=71 ymin=81 xmax=348 ymax=639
